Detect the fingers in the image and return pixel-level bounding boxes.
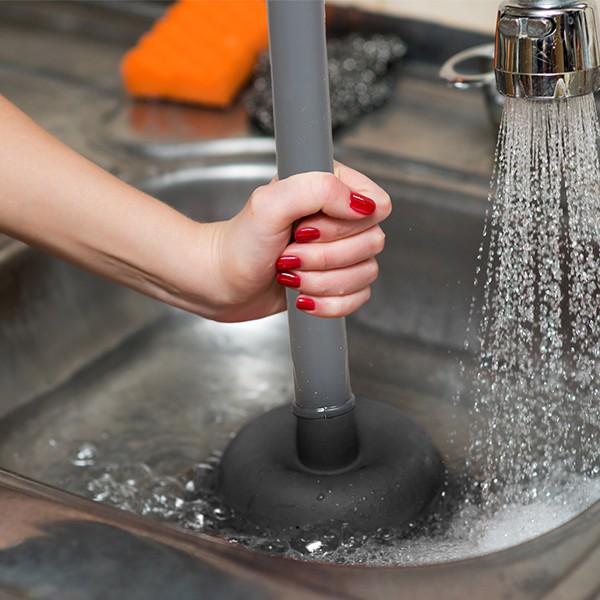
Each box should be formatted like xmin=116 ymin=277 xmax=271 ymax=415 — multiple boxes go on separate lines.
xmin=294 ymin=288 xmax=372 ymax=318
xmin=293 ymin=166 xmax=391 ymax=244
xmin=231 ymin=163 xmax=391 ymax=319
xmin=278 ymin=257 xmax=378 ymax=295
xmin=250 ymin=165 xmax=391 ymax=237
xmin=268 ymin=165 xmax=390 ymax=318
xmin=282 ymin=224 xmax=386 ymax=271
xmin=277 ymin=250 xmax=379 ymax=317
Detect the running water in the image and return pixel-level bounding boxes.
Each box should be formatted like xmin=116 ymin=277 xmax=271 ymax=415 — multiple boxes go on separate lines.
xmin=470 ymin=94 xmax=600 ymax=504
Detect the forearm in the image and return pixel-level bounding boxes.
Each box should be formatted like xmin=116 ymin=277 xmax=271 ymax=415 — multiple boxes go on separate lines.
xmin=0 ymin=96 xmax=221 ymax=316
xmin=0 ymin=96 xmax=391 ymax=323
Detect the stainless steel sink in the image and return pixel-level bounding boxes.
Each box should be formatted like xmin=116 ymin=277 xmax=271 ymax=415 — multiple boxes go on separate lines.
xmin=1 ymin=2 xmax=599 ymax=598
xmin=0 ymin=152 xmax=599 ymax=599
xmin=0 ymin=155 xmax=484 ymax=488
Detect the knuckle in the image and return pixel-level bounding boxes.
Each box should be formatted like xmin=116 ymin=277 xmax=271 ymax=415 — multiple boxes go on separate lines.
xmin=367 ymin=259 xmax=379 ymax=283
xmin=328 ymin=298 xmax=345 ymax=318
xmin=311 ymin=172 xmax=340 ymax=204
xmin=306 ymin=272 xmax=329 ymax=297
xmin=321 ymin=172 xmax=342 ymax=200
xmin=378 ymin=191 xmax=392 ymax=218
xmin=247 ymin=184 xmax=277 ymax=222
xmin=379 ymin=227 xmax=387 ymax=249
xmin=354 ymin=288 xmax=371 ymax=310
xmin=332 ymin=221 xmax=348 ymax=240
xmin=317 ymin=246 xmax=331 ymax=270
xmin=318 ymin=275 xmax=330 ymax=297
xmin=370 ymin=227 xmax=386 ymax=255
xmin=248 ymin=184 xmax=269 ymax=210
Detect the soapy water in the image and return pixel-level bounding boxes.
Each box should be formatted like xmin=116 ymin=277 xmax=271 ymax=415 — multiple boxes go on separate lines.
xmin=63 ymin=94 xmax=600 ymax=564
xmin=68 ymin=446 xmax=600 ymax=565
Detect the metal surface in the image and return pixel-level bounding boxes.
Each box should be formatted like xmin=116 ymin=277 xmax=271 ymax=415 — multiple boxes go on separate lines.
xmin=495 ymin=0 xmax=600 ymax=98
xmin=440 ymin=43 xmax=505 ymax=126
xmin=0 ymin=160 xmax=600 ymax=599
xmin=0 ymin=2 xmax=599 ymax=599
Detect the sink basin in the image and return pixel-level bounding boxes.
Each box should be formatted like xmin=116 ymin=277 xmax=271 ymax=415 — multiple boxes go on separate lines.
xmin=1 ymin=0 xmax=598 ymax=595
xmin=0 ymin=151 xmax=599 ymax=598
xmin=0 ymin=156 xmax=484 ymax=482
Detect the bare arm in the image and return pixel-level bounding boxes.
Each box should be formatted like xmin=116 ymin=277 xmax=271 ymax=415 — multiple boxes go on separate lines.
xmin=0 ymin=96 xmax=391 ymax=322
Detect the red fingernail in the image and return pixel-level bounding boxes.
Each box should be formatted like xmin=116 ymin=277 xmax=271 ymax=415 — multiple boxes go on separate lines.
xmin=350 ymin=192 xmax=376 ymax=216
xmin=295 ymin=227 xmax=320 ymax=242
xmin=277 ymin=272 xmax=301 ymax=288
xmin=276 ymin=255 xmax=302 ymax=271
xmin=296 ymin=296 xmax=316 ymax=311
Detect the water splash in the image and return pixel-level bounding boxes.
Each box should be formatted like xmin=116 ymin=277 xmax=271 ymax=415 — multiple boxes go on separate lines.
xmin=470 ymin=94 xmax=600 ymax=502
xmin=73 ymin=450 xmax=600 ymax=565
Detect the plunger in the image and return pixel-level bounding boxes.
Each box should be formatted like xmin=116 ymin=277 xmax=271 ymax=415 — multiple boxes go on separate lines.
xmin=216 ymin=0 xmax=444 ymax=534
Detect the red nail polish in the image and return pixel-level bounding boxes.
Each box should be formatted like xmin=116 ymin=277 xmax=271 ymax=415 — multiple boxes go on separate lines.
xmin=350 ymin=192 xmax=376 ymax=216
xmin=295 ymin=227 xmax=320 ymax=242
xmin=277 ymin=272 xmax=301 ymax=288
xmin=276 ymin=255 xmax=302 ymax=271
xmin=296 ymin=296 xmax=316 ymax=311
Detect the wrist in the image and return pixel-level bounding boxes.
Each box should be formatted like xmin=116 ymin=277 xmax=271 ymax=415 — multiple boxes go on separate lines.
xmin=139 ymin=217 xmax=227 ymax=319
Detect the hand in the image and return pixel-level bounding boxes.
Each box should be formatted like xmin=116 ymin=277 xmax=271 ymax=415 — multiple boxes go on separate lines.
xmin=194 ymin=163 xmax=391 ymax=321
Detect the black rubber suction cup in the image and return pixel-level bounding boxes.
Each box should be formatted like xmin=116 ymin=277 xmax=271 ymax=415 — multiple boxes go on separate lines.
xmin=217 ymin=397 xmax=443 ymax=533
xmin=216 ymin=0 xmax=444 ymax=535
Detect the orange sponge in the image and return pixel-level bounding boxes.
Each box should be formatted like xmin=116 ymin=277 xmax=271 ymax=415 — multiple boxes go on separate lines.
xmin=121 ymin=0 xmax=268 ymax=108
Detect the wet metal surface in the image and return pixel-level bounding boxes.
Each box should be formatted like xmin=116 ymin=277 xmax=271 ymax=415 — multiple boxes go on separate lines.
xmin=0 ymin=2 xmax=599 ymax=599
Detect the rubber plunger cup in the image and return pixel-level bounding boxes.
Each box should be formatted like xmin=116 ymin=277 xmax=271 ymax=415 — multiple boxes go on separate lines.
xmin=217 ymin=0 xmax=444 ymax=535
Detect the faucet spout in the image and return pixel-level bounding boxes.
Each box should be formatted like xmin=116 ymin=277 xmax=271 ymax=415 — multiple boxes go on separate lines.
xmin=495 ymin=0 xmax=600 ymax=98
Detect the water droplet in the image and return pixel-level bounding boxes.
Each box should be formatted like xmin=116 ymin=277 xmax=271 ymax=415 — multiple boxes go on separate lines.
xmin=71 ymin=442 xmax=98 ymax=467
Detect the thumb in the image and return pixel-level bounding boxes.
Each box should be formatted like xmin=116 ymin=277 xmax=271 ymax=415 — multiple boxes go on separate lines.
xmin=250 ymin=171 xmax=376 ymax=235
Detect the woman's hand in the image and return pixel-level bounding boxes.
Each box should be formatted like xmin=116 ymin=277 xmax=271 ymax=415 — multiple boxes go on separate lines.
xmin=194 ymin=163 xmax=392 ymax=321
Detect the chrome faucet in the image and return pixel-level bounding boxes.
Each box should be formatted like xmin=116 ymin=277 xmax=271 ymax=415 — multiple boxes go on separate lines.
xmin=441 ymin=0 xmax=600 ymax=124
xmin=495 ymin=0 xmax=600 ymax=99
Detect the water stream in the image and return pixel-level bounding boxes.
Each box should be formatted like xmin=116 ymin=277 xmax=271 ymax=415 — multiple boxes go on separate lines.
xmin=470 ymin=94 xmax=600 ymax=504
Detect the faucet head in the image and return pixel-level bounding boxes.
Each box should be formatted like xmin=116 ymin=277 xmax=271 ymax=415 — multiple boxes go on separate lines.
xmin=495 ymin=0 xmax=600 ymax=98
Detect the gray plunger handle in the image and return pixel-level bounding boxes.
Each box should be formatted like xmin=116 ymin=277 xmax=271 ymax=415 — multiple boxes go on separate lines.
xmin=267 ymin=0 xmax=355 ymax=419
